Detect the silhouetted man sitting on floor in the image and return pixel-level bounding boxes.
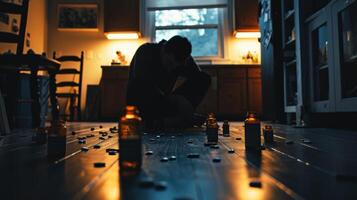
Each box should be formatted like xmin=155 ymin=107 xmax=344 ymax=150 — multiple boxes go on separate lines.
xmin=126 ymin=35 xmax=211 ymax=130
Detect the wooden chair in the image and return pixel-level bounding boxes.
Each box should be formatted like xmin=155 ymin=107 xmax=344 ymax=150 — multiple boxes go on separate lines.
xmin=53 ymin=51 xmax=84 ymax=121
xmin=0 ymin=0 xmax=60 ymax=129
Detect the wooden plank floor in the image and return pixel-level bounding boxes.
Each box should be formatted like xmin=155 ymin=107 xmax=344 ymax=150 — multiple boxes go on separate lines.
xmin=0 ymin=122 xmax=357 ymax=200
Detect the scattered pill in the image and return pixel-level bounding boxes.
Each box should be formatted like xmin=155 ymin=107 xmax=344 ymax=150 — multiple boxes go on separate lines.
xmin=285 ymin=140 xmax=294 ymax=145
xmin=169 ymin=156 xmax=176 ymax=160
xmin=171 ymin=136 xmax=176 ymax=139
xmin=187 ymin=153 xmax=200 ymax=158
xmin=187 ymin=139 xmax=193 ymax=144
xmin=81 ymin=147 xmax=89 ymax=152
xmin=150 ymin=138 xmax=156 ymax=142
xmin=249 ymin=181 xmax=262 ymax=188
xmin=302 ymin=139 xmax=311 ymax=144
xmin=145 ymin=150 xmax=153 ymax=155
xmin=228 ymin=149 xmax=235 ymax=153
xmin=210 ymin=145 xmax=219 ymax=149
xmin=213 ymin=157 xmax=221 ymax=162
xmin=94 ymin=162 xmax=105 ymax=168
xmin=108 ymin=151 xmax=117 ymax=155
xmin=105 ymin=148 xmax=119 ymax=152
xmin=108 ymin=135 xmax=113 ymax=138
xmin=236 ymin=137 xmax=242 ymax=140
xmin=93 ymin=144 xmax=101 ymax=149
xmin=139 ymin=177 xmax=154 ymax=188
xmin=155 ymin=181 xmax=167 ymax=190
xmin=90 ymin=128 xmax=95 ymax=131
xmin=86 ymin=134 xmax=95 ymax=138
xmin=156 ymin=135 xmax=161 ymax=138
xmin=161 ymin=157 xmax=169 ymax=162
xmin=78 ymin=140 xmax=86 ymax=144
xmin=99 ymin=136 xmax=106 ymax=140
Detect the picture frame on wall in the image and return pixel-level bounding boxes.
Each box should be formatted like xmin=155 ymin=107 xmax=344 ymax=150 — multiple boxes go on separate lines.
xmin=57 ymin=3 xmax=98 ymax=31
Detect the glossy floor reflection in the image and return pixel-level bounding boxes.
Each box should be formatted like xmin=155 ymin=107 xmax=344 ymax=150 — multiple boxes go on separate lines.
xmin=0 ymin=122 xmax=357 ymax=199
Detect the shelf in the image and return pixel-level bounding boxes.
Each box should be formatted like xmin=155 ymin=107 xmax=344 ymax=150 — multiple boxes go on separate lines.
xmin=285 ymin=38 xmax=296 ymax=47
xmin=317 ymin=64 xmax=328 ymax=70
xmin=285 ymin=59 xmax=297 ymax=67
xmin=283 ymin=51 xmax=296 ymax=62
xmin=345 ymin=54 xmax=357 ymax=64
xmin=285 ymin=10 xmax=295 ymax=20
xmin=285 ymin=105 xmax=296 ymax=113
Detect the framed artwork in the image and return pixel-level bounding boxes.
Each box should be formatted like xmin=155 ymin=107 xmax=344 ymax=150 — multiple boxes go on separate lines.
xmin=57 ymin=3 xmax=98 ymax=31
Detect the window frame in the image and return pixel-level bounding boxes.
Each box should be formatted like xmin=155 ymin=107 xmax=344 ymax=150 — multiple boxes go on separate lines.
xmin=142 ymin=2 xmax=232 ymax=61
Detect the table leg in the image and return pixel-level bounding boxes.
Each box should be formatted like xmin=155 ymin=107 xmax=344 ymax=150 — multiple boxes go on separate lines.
xmin=30 ymin=67 xmax=40 ymax=128
xmin=48 ymin=70 xmax=59 ymax=122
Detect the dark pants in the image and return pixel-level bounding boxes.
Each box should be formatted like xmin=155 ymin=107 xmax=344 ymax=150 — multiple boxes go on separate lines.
xmin=141 ymin=71 xmax=211 ymax=128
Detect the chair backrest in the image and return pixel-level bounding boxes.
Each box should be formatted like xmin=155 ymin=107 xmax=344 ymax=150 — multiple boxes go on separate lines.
xmin=53 ymin=51 xmax=84 ymax=121
xmin=0 ymin=0 xmax=29 ymax=55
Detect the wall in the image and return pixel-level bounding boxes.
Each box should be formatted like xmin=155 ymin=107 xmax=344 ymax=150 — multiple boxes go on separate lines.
xmin=46 ymin=0 xmax=260 ymax=117
xmin=230 ymin=38 xmax=261 ymax=64
xmin=47 ymin=0 xmax=148 ymax=114
xmin=0 ymin=0 xmax=47 ymax=53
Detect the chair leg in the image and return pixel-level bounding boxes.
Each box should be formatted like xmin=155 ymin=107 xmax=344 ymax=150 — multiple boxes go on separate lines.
xmin=30 ymin=67 xmax=40 ymax=128
xmin=48 ymin=70 xmax=59 ymax=123
xmin=69 ymin=95 xmax=75 ymax=121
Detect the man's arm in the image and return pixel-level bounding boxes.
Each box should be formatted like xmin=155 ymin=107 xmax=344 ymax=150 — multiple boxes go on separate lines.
xmin=130 ymin=45 xmax=165 ymax=102
xmin=177 ymin=56 xmax=201 ymax=78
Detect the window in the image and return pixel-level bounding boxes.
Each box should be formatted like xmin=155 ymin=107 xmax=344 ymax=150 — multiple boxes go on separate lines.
xmin=144 ymin=0 xmax=230 ymax=59
xmin=154 ymin=8 xmax=219 ymax=57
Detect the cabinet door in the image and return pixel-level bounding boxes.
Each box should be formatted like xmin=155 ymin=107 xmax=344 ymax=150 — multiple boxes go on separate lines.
xmin=218 ymin=68 xmax=247 ymax=116
xmin=307 ymin=9 xmax=335 ymax=112
xmin=235 ymin=0 xmax=259 ymax=31
xmin=104 ymin=0 xmax=140 ymax=32
xmin=332 ymin=0 xmax=357 ymax=111
xmin=196 ymin=69 xmax=218 ymax=114
xmin=247 ymin=68 xmax=262 ymax=114
xmin=100 ymin=68 xmax=129 ymax=120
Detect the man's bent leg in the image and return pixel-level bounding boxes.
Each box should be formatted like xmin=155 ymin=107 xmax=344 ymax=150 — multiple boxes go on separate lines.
xmin=172 ymin=71 xmax=211 ymax=109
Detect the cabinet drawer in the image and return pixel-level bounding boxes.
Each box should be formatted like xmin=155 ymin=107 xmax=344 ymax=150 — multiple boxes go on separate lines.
xmin=248 ymin=68 xmax=261 ymax=78
xmin=102 ymin=68 xmax=129 ymax=80
xmin=218 ymin=68 xmax=246 ymax=79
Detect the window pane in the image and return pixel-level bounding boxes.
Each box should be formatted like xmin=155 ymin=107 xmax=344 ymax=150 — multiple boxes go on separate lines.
xmin=155 ymin=8 xmax=218 ymax=26
xmin=155 ymin=28 xmax=218 ymax=57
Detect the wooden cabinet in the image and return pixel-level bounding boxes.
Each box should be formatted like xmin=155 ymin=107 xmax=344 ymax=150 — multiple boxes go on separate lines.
xmin=217 ymin=67 xmax=262 ymax=117
xmin=247 ymin=68 xmax=262 ymax=114
xmin=99 ymin=65 xmax=262 ymax=120
xmin=104 ymin=0 xmax=140 ymax=32
xmin=234 ymin=0 xmax=259 ymax=31
xmin=100 ymin=66 xmax=129 ymax=120
xmin=196 ymin=69 xmax=218 ymax=114
xmin=218 ymin=68 xmax=247 ymax=116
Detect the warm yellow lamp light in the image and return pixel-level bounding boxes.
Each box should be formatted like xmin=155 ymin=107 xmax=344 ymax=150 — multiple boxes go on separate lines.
xmin=234 ymin=31 xmax=261 ymax=39
xmin=105 ymin=32 xmax=140 ymax=40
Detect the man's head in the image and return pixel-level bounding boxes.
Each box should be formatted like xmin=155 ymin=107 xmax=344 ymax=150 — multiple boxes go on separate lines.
xmin=162 ymin=35 xmax=192 ymax=71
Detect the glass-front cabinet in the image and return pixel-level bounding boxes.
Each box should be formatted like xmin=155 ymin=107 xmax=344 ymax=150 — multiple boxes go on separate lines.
xmin=282 ymin=0 xmax=298 ymax=112
xmin=333 ymin=0 xmax=357 ymax=111
xmin=307 ymin=10 xmax=335 ymax=112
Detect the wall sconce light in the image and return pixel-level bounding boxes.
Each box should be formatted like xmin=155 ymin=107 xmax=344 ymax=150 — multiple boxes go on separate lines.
xmin=234 ymin=31 xmax=261 ymax=39
xmin=105 ymin=32 xmax=140 ymax=40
